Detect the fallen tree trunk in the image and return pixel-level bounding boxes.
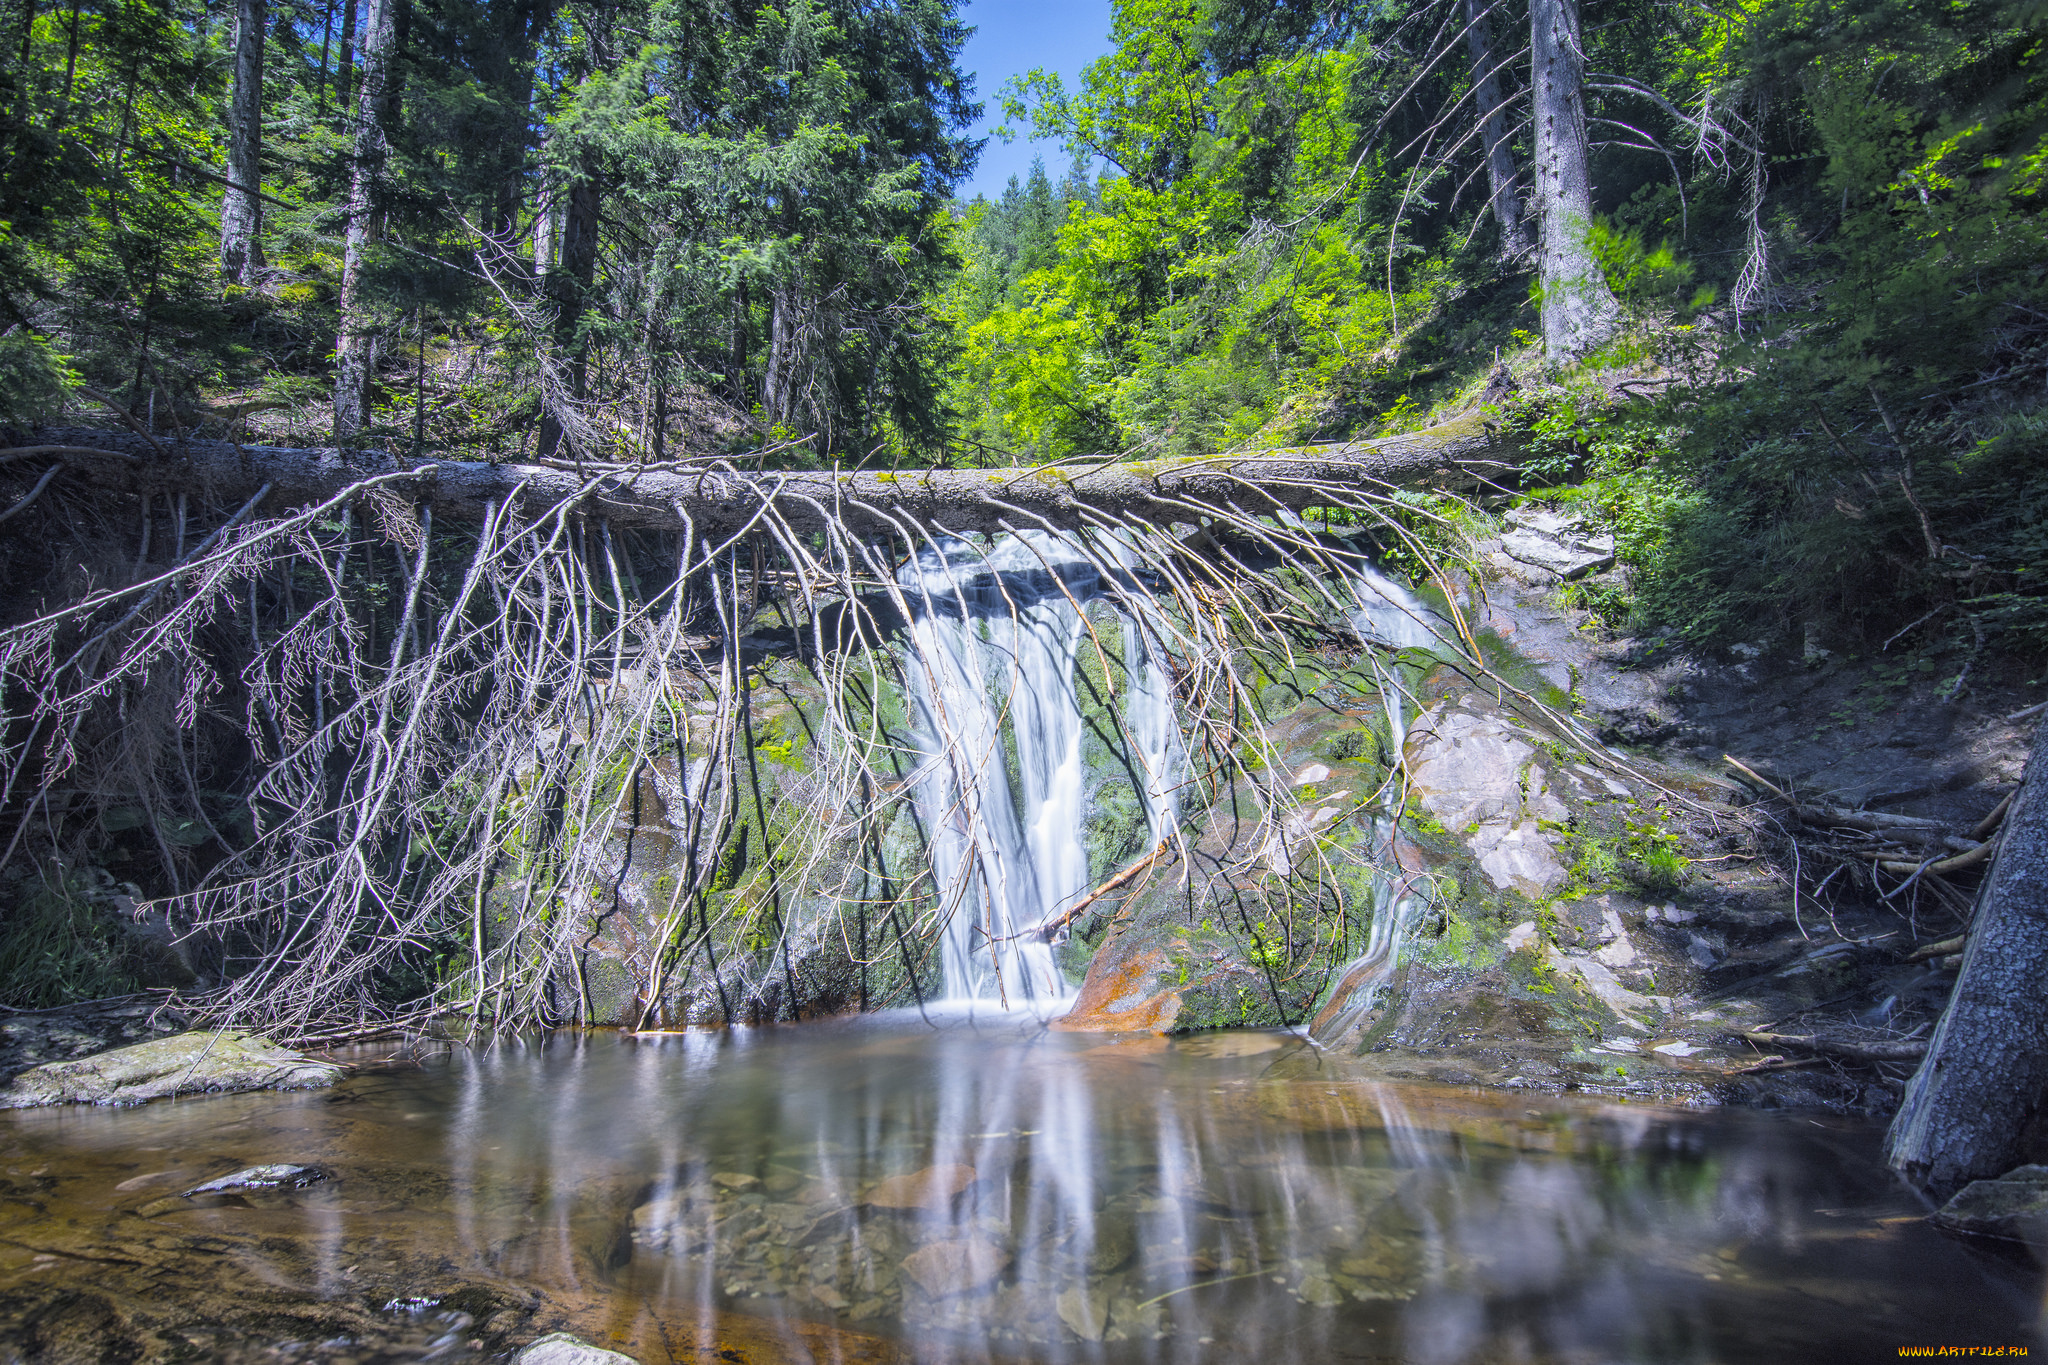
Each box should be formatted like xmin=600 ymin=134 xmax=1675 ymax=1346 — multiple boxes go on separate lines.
xmin=22 ymin=411 xmax=1520 ymax=536
xmin=1887 ymin=721 xmax=2048 ymax=1194
xmin=1740 ymin=1030 xmax=1928 ymax=1063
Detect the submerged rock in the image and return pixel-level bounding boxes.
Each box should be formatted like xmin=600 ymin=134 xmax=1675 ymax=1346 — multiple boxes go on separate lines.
xmin=183 ymin=1164 xmax=328 ymax=1196
xmin=861 ymin=1163 xmax=976 ymax=1210
xmin=0 ymin=1030 xmax=342 ymax=1108
xmin=900 ymin=1235 xmax=1009 ymax=1297
xmin=512 ymin=1334 xmax=641 ymax=1365
xmin=1056 ymin=1283 xmax=1110 ymax=1340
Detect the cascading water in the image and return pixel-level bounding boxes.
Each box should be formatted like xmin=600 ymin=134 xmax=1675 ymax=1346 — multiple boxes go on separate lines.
xmin=1109 ymin=538 xmax=1183 ymax=840
xmin=1122 ymin=613 xmax=1180 ymax=838
xmin=899 ymin=533 xmax=1179 ymax=1006
xmin=1349 ymin=561 xmax=1443 ymax=650
xmin=1312 ymin=563 xmax=1444 ymax=1044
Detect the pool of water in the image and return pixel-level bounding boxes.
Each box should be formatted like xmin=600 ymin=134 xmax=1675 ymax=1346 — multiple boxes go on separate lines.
xmin=0 ymin=1010 xmax=2036 ymax=1362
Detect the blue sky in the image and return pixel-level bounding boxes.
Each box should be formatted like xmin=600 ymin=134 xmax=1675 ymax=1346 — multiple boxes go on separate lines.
xmin=955 ymin=0 xmax=1114 ymax=201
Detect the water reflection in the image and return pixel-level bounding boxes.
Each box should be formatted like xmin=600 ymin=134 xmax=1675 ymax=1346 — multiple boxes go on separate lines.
xmin=0 ymin=1011 xmax=2035 ymax=1363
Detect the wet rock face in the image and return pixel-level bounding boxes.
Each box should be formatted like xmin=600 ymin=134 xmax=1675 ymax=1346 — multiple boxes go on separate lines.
xmin=553 ymin=598 xmax=1178 ymax=1024
xmin=1404 ymin=702 xmax=1569 ymax=898
xmin=523 ymin=653 xmax=936 ymax=1027
xmin=1054 ymin=679 xmax=1396 ymax=1035
xmin=0 ymin=1029 xmax=341 ymax=1108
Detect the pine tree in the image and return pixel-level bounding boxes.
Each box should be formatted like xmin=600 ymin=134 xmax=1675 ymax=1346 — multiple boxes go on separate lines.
xmin=219 ymin=0 xmax=266 ymax=285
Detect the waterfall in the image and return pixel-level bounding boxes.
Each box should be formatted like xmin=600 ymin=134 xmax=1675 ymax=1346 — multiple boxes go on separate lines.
xmin=1350 ymin=562 xmax=1442 ymax=650
xmin=900 ymin=533 xmax=1176 ymax=1006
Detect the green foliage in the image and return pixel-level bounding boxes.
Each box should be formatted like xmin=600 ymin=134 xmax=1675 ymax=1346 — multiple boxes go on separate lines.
xmin=1608 ymin=0 xmax=2048 ymax=651
xmin=0 ymin=329 xmax=80 ymax=427
xmin=0 ymin=872 xmax=147 ymax=1009
xmin=1620 ymin=811 xmax=1689 ymax=894
xmin=947 ymin=0 xmax=1491 ymax=461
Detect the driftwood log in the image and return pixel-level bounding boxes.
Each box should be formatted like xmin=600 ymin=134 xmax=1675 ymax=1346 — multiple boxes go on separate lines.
xmin=1888 ymin=720 xmax=2048 ymax=1194
xmin=17 ymin=412 xmax=1521 ymax=535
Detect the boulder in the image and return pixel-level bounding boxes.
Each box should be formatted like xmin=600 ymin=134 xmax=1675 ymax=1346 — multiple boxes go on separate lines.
xmin=0 ymin=1030 xmax=342 ymax=1108
xmin=512 ymin=1334 xmax=641 ymax=1365
xmin=1498 ymin=508 xmax=1616 ymax=581
xmin=1932 ymin=1166 xmax=2048 ymax=1244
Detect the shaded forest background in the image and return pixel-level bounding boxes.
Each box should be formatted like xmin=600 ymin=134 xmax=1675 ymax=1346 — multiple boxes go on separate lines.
xmin=0 ymin=0 xmax=2045 ymax=1016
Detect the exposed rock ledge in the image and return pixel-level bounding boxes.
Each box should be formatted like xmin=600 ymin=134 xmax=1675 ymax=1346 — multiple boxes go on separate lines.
xmin=0 ymin=1029 xmax=342 ymax=1107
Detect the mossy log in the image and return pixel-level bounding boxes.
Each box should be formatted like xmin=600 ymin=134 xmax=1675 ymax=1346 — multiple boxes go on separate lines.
xmin=21 ymin=412 xmax=1521 ymax=535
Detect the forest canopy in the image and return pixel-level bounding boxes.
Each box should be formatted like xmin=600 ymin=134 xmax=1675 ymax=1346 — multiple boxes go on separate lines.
xmin=2 ymin=0 xmax=2041 ymax=651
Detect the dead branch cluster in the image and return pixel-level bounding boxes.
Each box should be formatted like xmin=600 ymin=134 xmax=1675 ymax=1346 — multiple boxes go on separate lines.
xmin=1720 ymin=753 xmax=2007 ymax=941
xmin=0 ymin=428 xmax=1510 ymax=1038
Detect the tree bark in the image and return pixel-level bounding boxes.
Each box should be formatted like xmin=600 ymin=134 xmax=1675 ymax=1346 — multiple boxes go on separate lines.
xmin=1463 ymin=0 xmax=1530 ymax=261
xmin=534 ymin=171 xmax=600 ymax=460
xmin=25 ymin=410 xmax=1522 ymax=538
xmin=336 ymin=0 xmax=357 ymax=107
xmin=1530 ymin=0 xmax=1619 ymax=361
xmin=332 ymin=0 xmax=399 ymax=440
xmin=1887 ymin=721 xmax=2048 ymax=1195
xmin=219 ymin=0 xmax=266 ymax=286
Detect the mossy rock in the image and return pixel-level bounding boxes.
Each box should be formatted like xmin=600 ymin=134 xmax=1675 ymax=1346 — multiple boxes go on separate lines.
xmin=0 ymin=1030 xmax=342 ymax=1108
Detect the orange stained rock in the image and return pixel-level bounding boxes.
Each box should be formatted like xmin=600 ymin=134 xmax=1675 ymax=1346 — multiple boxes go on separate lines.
xmin=859 ymin=1163 xmax=977 ymax=1210
xmin=1051 ymin=944 xmax=1184 ymax=1033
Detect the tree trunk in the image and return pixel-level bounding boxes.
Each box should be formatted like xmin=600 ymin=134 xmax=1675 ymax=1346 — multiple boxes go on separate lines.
xmin=219 ymin=0 xmax=267 ymax=285
xmin=1529 ymin=0 xmax=1618 ymax=361
xmin=1887 ymin=722 xmax=2048 ymax=1195
xmin=764 ymin=284 xmax=796 ymax=427
xmin=534 ymin=171 xmax=600 ymax=460
xmin=26 ymin=409 xmax=1522 ymax=537
xmin=332 ymin=0 xmax=399 ymax=440
xmin=1463 ymin=0 xmax=1530 ymax=261
xmin=315 ymin=0 xmax=333 ymax=115
xmin=336 ymin=0 xmax=356 ymax=107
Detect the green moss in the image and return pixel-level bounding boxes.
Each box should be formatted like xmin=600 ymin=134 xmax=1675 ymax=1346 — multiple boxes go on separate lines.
xmin=751 ymin=706 xmax=810 ymax=768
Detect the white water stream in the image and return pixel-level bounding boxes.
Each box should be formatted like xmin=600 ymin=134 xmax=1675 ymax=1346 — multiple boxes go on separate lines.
xmin=899 ymin=533 xmax=1180 ymax=1006
xmin=1311 ymin=559 xmax=1450 ymax=1044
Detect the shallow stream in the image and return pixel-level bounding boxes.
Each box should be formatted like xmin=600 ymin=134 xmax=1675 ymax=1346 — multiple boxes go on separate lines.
xmin=0 ymin=1011 xmax=2034 ymax=1362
